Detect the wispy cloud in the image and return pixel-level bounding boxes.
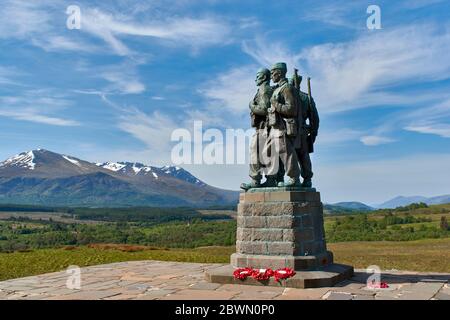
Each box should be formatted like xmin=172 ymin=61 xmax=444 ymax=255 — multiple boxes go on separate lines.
xmin=360 ymin=135 xmax=396 ymax=146
xmin=0 ymin=1 xmax=234 ymax=57
xmin=300 ymin=1 xmax=362 ymax=29
xmin=404 ymin=124 xmax=450 ymax=138
xmin=31 ymin=35 xmax=99 ymax=53
xmin=75 ymin=61 xmax=146 ymax=95
xmin=0 ymin=110 xmax=79 ymax=126
xmin=0 ymin=66 xmax=25 ymax=86
xmin=0 ymin=90 xmax=79 ymax=127
xmin=319 ymin=128 xmax=364 ymax=145
xmin=402 ymin=98 xmax=450 ymax=138
xmin=0 ymin=1 xmax=52 ymax=39
xmin=242 ymin=38 xmax=301 ymax=69
xmin=101 ymin=69 xmax=146 ymax=94
xmin=80 ymin=8 xmax=232 ymax=56
xmin=198 ymin=66 xmax=256 ymax=117
xmin=242 ymin=24 xmax=450 ymax=114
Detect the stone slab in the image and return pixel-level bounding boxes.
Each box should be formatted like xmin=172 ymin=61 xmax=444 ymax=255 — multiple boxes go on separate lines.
xmin=240 ymin=190 xmax=321 ymax=203
xmin=231 ymin=251 xmax=333 ymax=270
xmin=246 ymin=187 xmax=317 ymax=193
xmin=205 ymin=263 xmax=353 ymax=289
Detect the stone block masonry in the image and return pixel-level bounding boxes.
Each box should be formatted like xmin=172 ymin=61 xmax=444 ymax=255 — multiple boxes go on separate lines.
xmin=207 ymin=188 xmax=353 ymax=288
xmin=232 ymin=189 xmax=332 ymax=270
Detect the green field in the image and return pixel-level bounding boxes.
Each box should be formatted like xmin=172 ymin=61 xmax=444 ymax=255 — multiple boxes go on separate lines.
xmin=0 ymin=238 xmax=449 ymax=281
xmin=0 ymin=245 xmax=233 ymax=281
xmin=0 ymin=202 xmax=449 ymax=281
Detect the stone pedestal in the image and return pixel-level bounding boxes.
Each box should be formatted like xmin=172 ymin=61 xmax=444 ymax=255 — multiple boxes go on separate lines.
xmin=205 ymin=188 xmax=353 ymax=288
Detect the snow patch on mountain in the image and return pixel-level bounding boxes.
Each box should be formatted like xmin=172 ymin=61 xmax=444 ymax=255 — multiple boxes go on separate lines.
xmin=96 ymin=162 xmax=126 ymax=172
xmin=161 ymin=165 xmax=205 ymax=186
xmin=0 ymin=151 xmax=36 ymax=170
xmin=62 ymin=155 xmax=80 ymax=166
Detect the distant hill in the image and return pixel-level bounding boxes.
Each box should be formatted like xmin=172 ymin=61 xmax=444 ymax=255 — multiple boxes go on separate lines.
xmin=0 ymin=149 xmax=238 ymax=207
xmin=377 ymin=195 xmax=450 ymax=209
xmin=331 ymin=202 xmax=373 ymax=211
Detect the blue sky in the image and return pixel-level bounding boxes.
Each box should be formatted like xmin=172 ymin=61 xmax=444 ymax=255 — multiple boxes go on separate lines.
xmin=1 ymin=0 xmax=450 ymax=205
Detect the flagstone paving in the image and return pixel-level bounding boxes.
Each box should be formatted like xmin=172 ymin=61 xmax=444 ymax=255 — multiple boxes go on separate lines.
xmin=0 ymin=261 xmax=448 ymax=300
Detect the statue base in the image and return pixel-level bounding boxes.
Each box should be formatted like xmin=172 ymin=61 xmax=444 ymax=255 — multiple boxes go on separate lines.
xmin=206 ymin=188 xmax=353 ymax=288
xmin=205 ymin=263 xmax=353 ymax=289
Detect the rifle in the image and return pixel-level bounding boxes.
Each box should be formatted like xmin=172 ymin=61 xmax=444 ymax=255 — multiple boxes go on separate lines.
xmin=306 ymin=77 xmax=315 ymax=153
xmin=307 ymin=77 xmax=312 ymax=108
xmin=292 ymin=68 xmax=302 ymax=91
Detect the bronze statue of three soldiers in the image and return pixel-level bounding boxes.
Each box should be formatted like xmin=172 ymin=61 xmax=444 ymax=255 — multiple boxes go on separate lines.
xmin=241 ymin=62 xmax=319 ymax=190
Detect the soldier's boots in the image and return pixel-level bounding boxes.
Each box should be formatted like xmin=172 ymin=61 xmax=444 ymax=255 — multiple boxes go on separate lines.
xmin=261 ymin=175 xmax=277 ymax=188
xmin=278 ymin=177 xmax=301 ymax=188
xmin=240 ymin=179 xmax=261 ymax=191
xmin=301 ymin=179 xmax=312 ymax=188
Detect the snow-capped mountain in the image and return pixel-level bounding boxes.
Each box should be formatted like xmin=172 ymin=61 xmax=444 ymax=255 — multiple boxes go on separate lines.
xmin=95 ymin=162 xmax=205 ymax=185
xmin=97 ymin=162 xmax=158 ymax=177
xmin=0 ymin=150 xmax=37 ymax=170
xmin=0 ymin=149 xmax=237 ymax=207
xmin=161 ymin=166 xmax=205 ymax=186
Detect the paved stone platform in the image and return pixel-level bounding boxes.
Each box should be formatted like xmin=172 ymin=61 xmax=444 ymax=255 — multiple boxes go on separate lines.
xmin=0 ymin=261 xmax=448 ymax=300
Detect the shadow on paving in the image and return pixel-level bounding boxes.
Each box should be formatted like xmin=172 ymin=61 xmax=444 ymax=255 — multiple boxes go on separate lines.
xmin=350 ymin=271 xmax=450 ymax=284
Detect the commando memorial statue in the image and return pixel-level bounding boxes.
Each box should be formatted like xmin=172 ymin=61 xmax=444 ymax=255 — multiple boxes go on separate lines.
xmin=241 ymin=62 xmax=319 ymax=191
xmin=206 ymin=62 xmax=353 ymax=288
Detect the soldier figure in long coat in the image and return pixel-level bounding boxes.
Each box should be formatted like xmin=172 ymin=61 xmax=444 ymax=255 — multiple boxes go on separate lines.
xmin=240 ymin=68 xmax=273 ymax=190
xmin=295 ymin=86 xmax=319 ymax=188
xmin=264 ymin=62 xmax=300 ymax=187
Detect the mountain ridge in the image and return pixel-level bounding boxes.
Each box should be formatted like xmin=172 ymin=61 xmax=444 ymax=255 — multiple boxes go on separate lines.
xmin=377 ymin=194 xmax=450 ymax=209
xmin=0 ymin=149 xmax=238 ymax=207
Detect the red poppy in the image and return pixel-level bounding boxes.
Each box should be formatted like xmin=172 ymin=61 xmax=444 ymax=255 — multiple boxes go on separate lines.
xmin=367 ymin=281 xmax=389 ymax=289
xmin=233 ymin=267 xmax=254 ymax=280
xmin=273 ymin=268 xmax=296 ymax=282
xmin=251 ymin=268 xmax=274 ymax=281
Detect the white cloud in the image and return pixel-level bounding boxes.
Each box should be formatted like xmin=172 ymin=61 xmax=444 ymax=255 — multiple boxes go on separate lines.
xmin=404 ymin=124 xmax=450 ymax=138
xmin=0 ymin=91 xmax=79 ymax=127
xmin=300 ymin=1 xmax=361 ymax=29
xmin=360 ymin=135 xmax=395 ymax=146
xmin=81 ymin=8 xmax=232 ymax=56
xmin=31 ymin=36 xmax=99 ymax=53
xmin=402 ymin=98 xmax=450 ymax=138
xmin=0 ymin=110 xmax=79 ymax=126
xmin=198 ymin=66 xmax=256 ymax=116
xmin=117 ymin=109 xmax=180 ymax=164
xmin=241 ymin=24 xmax=450 ymax=114
xmin=75 ymin=62 xmax=146 ymax=95
xmin=319 ymin=128 xmax=364 ymax=145
xmin=0 ymin=66 xmax=25 ymax=86
xmin=101 ymin=70 xmax=146 ymax=94
xmin=302 ymin=25 xmax=450 ymax=113
xmin=0 ymin=1 xmax=52 ymax=39
xmin=242 ymin=39 xmax=301 ymax=70
xmin=0 ymin=1 xmax=234 ymax=57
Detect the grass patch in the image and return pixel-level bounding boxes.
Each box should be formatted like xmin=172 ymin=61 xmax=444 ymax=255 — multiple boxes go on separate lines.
xmin=0 ymin=245 xmax=234 ymax=281
xmin=1 ymin=238 xmax=449 ymax=281
xmin=328 ymin=238 xmax=450 ymax=273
